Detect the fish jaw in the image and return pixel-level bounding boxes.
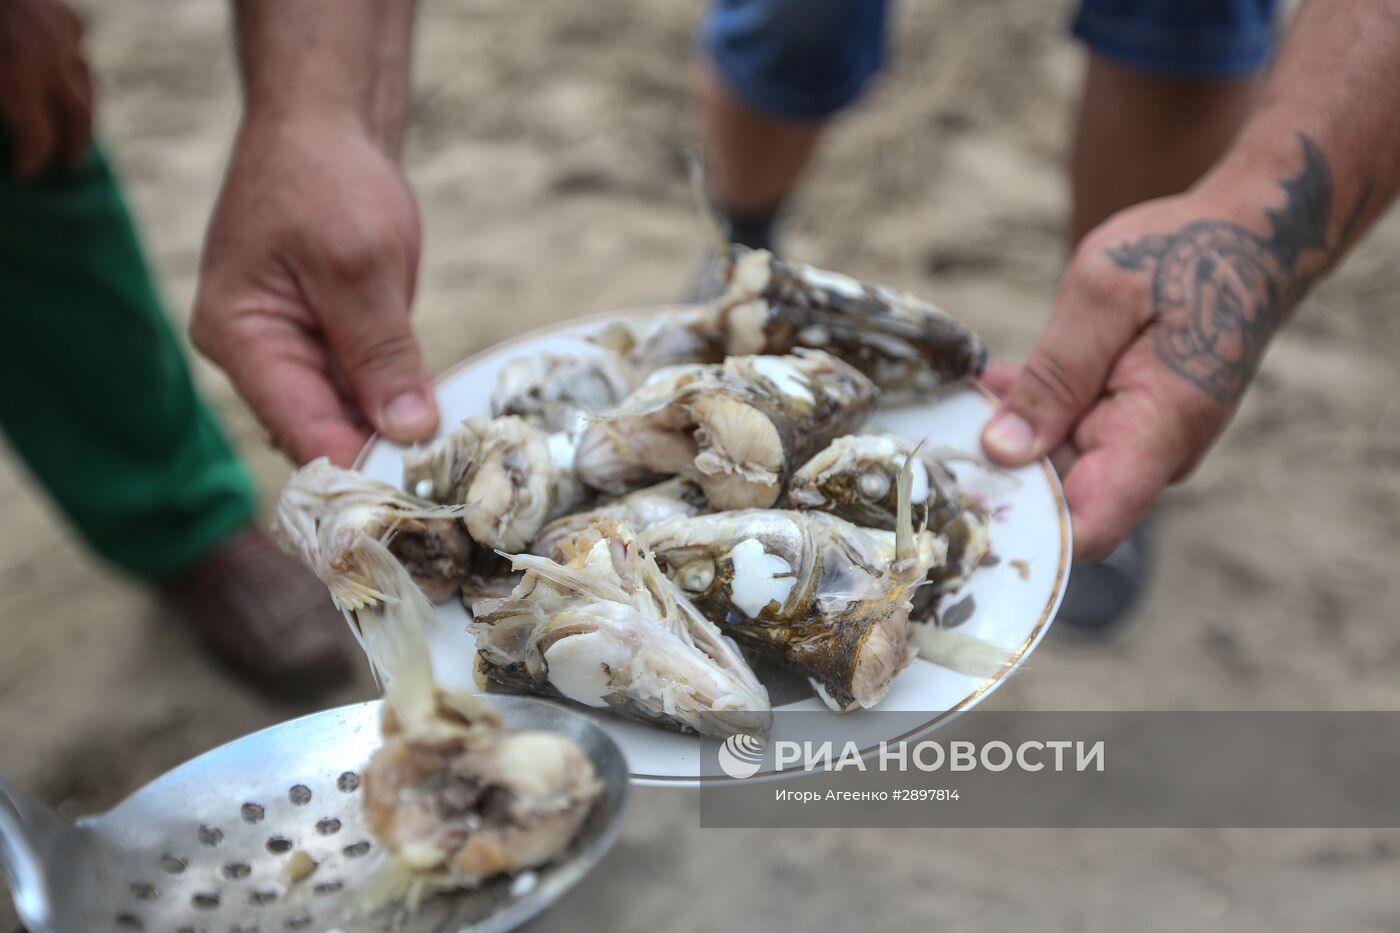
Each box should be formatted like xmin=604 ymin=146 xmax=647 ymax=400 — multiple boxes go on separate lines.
xmin=922 ymin=501 xmax=993 ymax=600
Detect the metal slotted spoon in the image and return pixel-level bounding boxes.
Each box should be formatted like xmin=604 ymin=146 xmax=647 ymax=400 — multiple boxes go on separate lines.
xmin=0 ymin=697 xmax=629 ymax=933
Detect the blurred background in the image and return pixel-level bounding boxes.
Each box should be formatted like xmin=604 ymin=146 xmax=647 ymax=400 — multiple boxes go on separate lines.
xmin=2 ymin=1 xmax=1399 ymax=929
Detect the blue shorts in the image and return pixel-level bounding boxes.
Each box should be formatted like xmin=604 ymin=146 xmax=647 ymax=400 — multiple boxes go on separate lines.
xmin=704 ymin=0 xmax=1280 ymax=120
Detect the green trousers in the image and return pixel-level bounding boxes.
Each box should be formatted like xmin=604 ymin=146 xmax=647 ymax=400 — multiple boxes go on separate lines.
xmin=0 ymin=142 xmax=255 ymax=580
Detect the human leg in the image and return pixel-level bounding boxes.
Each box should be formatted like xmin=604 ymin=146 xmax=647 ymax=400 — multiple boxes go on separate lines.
xmin=1069 ymin=0 xmax=1279 ymax=243
xmin=697 ymin=0 xmax=892 ymax=248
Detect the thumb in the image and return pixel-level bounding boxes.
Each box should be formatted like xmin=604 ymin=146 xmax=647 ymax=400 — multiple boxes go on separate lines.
xmin=981 ymin=275 xmax=1142 ymax=466
xmin=316 ymin=265 xmax=439 ymax=444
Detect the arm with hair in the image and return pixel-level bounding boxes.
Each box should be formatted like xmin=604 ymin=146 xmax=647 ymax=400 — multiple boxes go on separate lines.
xmin=191 ymin=1 xmax=435 ymax=466
xmin=981 ymin=0 xmax=1400 ymax=557
xmin=233 ymin=0 xmax=417 ymax=155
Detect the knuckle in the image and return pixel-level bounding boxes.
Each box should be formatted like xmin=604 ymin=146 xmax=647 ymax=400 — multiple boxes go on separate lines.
xmin=1171 ymin=401 xmax=1222 ymax=469
xmin=326 ymin=242 xmax=382 ymax=284
xmin=1073 ymin=222 xmax=1125 ymax=264
xmin=1074 ymin=268 xmax=1134 ymax=323
xmin=189 ymin=293 xmax=255 ymax=365
xmin=1141 ymin=377 xmax=1224 ymax=467
xmin=1020 ymin=351 xmax=1088 ymax=413
xmin=187 ymin=304 xmax=222 ymax=357
xmin=1066 ymin=241 xmax=1150 ymax=325
xmin=1075 ymin=264 xmax=1122 ymax=309
xmin=344 ymin=328 xmax=417 ymax=377
xmin=324 ymin=225 xmax=403 ymax=284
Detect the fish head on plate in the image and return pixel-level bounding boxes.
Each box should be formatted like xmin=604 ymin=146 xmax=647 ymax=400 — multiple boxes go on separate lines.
xmin=274 ymin=457 xmax=472 ymax=607
xmin=471 ymin=520 xmax=772 ymax=739
xmin=708 ymin=247 xmax=990 ymax=391
xmin=642 ymin=509 xmax=944 ymax=713
xmin=402 ymin=416 xmax=585 ymax=554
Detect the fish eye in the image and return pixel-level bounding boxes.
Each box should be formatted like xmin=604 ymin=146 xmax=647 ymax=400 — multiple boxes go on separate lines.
xmin=857 ymin=469 xmax=891 ymax=501
xmin=679 ymin=558 xmax=716 ymax=592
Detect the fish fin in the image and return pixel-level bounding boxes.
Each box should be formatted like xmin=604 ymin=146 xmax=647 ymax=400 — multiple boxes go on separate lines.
xmin=496 ymin=548 xmax=632 ymax=605
xmin=345 ymin=533 xmax=441 ymax=730
xmin=392 ymin=502 xmax=472 ymax=521
xmin=686 ymin=148 xmax=733 ymax=265
xmin=894 ymin=449 xmax=916 ymax=567
xmin=907 ymin=622 xmax=1010 ymax=679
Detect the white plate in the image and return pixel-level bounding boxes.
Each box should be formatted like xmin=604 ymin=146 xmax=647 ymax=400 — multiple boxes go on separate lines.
xmin=355 ymin=306 xmax=1071 ymax=786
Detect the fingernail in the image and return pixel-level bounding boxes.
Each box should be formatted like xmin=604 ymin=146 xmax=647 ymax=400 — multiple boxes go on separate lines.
xmin=984 ymin=411 xmax=1035 ymax=460
xmin=383 ymin=391 xmax=435 ymax=436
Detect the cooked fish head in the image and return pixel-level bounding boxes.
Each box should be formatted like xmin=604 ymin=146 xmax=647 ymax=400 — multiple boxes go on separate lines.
xmin=404 ymin=417 xmax=582 ymax=553
xmin=709 ymin=247 xmax=989 ymax=390
xmin=644 ymin=509 xmax=939 ymax=711
xmin=492 ymin=351 xmax=633 ymax=433
xmin=471 ymin=521 xmax=771 ymax=737
xmin=788 ymin=434 xmax=963 ymax=531
xmin=274 ymin=458 xmax=471 ymax=609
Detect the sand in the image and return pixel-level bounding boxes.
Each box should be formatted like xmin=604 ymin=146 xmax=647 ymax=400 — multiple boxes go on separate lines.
xmin=2 ymin=1 xmax=1398 ymax=929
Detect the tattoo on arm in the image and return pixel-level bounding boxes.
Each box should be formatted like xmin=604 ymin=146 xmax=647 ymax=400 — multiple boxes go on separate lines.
xmin=1108 ymin=133 xmax=1371 ymax=404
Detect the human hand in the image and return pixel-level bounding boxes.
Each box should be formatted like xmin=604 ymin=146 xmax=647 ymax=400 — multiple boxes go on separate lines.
xmin=0 ymin=0 xmax=93 ymax=178
xmin=191 ymin=112 xmax=437 ymax=466
xmin=979 ymin=143 xmax=1337 ymax=559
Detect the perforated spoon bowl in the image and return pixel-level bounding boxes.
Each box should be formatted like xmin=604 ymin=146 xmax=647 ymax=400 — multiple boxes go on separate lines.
xmin=0 ymin=696 xmax=629 ymax=933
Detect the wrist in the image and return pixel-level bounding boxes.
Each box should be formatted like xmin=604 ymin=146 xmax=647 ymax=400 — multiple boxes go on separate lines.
xmin=241 ymin=79 xmax=408 ymax=160
xmin=1189 ymin=151 xmax=1285 ymax=229
xmin=242 ymin=83 xmax=372 ymax=134
xmin=1103 ymin=132 xmax=1343 ymax=406
xmin=233 ymin=0 xmax=414 ymax=158
xmin=236 ymin=102 xmax=379 ymax=162
xmin=1191 ymin=130 xmax=1344 ymax=277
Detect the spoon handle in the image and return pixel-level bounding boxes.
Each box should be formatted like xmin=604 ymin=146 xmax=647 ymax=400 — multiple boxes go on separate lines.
xmin=0 ymin=779 xmax=73 ymax=933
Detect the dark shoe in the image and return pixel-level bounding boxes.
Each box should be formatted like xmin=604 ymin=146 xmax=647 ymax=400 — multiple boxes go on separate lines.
xmin=1054 ymin=521 xmax=1154 ymax=637
xmin=161 ymin=527 xmax=355 ymax=697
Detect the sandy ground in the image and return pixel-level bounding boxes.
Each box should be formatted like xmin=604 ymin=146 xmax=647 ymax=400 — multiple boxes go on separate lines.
xmin=3 ymin=1 xmax=1400 ymax=930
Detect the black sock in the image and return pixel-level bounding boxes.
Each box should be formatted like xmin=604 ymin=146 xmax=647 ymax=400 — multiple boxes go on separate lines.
xmin=722 ymin=205 xmax=781 ymax=253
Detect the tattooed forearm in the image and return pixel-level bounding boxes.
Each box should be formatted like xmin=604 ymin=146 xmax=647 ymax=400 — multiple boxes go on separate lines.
xmin=1108 ymin=133 xmax=1370 ymax=404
